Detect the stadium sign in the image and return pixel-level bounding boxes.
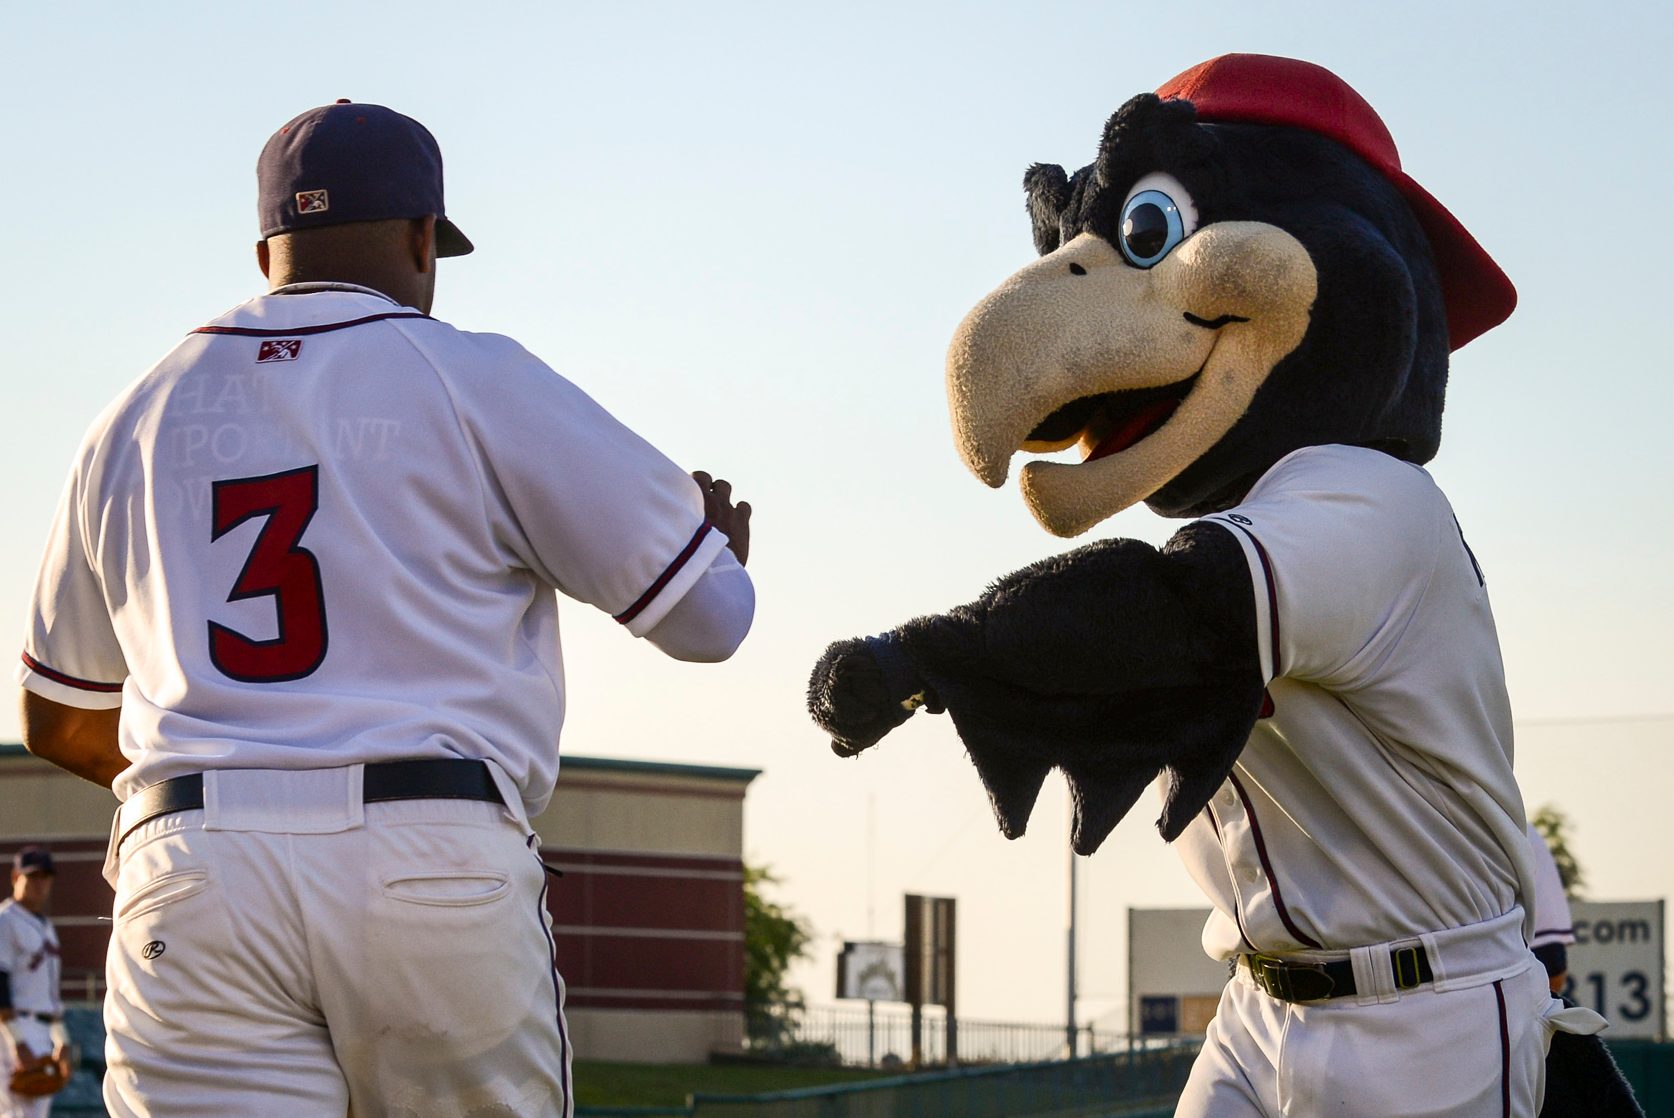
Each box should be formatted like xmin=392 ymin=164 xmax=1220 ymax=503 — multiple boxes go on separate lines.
xmin=1562 ymin=900 xmax=1664 ymax=1040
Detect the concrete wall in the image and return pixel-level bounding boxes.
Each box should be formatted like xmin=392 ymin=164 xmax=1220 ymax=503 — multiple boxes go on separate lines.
xmin=537 ymin=757 xmax=756 ymax=1063
xmin=566 ymin=1008 xmax=744 ymax=1065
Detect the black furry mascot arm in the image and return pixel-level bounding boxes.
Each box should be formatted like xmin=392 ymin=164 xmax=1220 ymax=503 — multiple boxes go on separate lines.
xmin=809 ymin=520 xmax=1263 ymax=854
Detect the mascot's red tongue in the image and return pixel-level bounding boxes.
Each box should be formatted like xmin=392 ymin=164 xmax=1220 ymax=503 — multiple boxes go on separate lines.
xmin=1087 ymin=398 xmax=1177 ymax=463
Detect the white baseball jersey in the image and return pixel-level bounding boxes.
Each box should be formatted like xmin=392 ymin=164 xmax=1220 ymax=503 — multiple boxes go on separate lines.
xmin=1176 ymin=444 xmax=1535 ymax=957
xmin=0 ymin=901 xmax=60 ymax=1017
xmin=1527 ymin=821 xmax=1576 ymax=951
xmin=16 ymin=284 xmax=731 ymax=818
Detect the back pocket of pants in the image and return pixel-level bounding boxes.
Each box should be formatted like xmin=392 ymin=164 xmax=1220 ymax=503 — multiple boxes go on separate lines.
xmin=116 ymin=869 xmax=210 ymax=923
xmin=381 ymin=870 xmax=510 ymax=907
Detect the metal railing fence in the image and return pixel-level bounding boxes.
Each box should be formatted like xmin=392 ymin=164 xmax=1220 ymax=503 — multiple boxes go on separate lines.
xmin=750 ymin=1003 xmax=1146 ymax=1069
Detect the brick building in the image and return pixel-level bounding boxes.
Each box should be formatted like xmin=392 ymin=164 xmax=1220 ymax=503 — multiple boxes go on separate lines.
xmin=0 ymin=745 xmax=757 ymax=1063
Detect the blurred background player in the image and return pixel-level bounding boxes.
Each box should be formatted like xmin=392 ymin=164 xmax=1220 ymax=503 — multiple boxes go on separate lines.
xmin=0 ymin=847 xmax=69 ymax=1118
xmin=1528 ymin=820 xmax=1578 ymax=995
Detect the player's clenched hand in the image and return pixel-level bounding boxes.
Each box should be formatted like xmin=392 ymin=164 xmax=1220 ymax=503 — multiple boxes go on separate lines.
xmin=693 ymin=472 xmax=751 ymax=567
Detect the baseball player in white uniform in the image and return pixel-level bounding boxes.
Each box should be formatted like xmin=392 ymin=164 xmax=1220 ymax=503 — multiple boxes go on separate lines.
xmin=0 ymin=848 xmax=69 ymax=1118
xmin=1173 ymin=444 xmax=1604 ymax=1115
xmin=1527 ymin=821 xmax=1578 ymax=995
xmin=15 ymin=101 xmax=754 ymax=1118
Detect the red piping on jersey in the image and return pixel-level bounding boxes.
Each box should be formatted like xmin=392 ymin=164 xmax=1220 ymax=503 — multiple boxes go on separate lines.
xmin=1229 ymin=771 xmax=1323 ymax=950
xmin=1218 ymin=520 xmax=1281 ymax=675
xmin=191 ymin=311 xmax=432 ymax=338
xmin=1494 ymin=979 xmax=1511 ymax=1117
xmin=613 ymin=520 xmax=715 ymax=626
xmin=19 ymin=652 xmax=123 ymax=694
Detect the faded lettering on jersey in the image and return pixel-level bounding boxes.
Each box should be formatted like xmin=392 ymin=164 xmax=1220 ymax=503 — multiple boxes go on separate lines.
xmin=161 ymin=418 xmax=402 ymax=518
xmin=157 ymin=369 xmax=403 ymax=521
xmin=334 ymin=419 xmax=401 ymax=462
xmin=171 ymin=371 xmax=277 ymax=418
xmin=169 ymin=424 xmax=301 ymax=469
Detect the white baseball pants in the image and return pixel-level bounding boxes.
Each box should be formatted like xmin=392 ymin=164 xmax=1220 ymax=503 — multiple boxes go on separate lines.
xmin=1176 ymin=914 xmax=1604 ymax=1117
xmin=101 ymin=769 xmax=572 ymax=1118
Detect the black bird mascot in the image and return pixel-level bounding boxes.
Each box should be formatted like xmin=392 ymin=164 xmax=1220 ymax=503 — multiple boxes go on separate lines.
xmin=808 ymin=54 xmax=1640 ymax=1116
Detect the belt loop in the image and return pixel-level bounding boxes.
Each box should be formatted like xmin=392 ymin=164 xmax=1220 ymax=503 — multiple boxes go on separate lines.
xmin=1419 ymin=930 xmax=1447 ymax=990
xmin=1350 ymin=943 xmax=1397 ymax=1004
xmin=201 ymin=769 xmax=222 ymax=831
xmin=103 ymin=805 xmax=124 ymax=888
xmin=203 ymin=767 xmax=362 ymax=835
xmin=480 ymin=758 xmax=532 ymax=837
xmin=349 ymin=762 xmax=367 ymax=815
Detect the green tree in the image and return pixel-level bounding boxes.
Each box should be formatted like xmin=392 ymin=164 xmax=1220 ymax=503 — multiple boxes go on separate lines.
xmin=1531 ymin=804 xmax=1586 ymax=901
xmin=743 ymin=864 xmax=814 ymax=1047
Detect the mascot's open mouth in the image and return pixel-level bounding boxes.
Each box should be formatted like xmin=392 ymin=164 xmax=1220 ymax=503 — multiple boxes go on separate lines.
xmin=1024 ymin=370 xmax=1202 ymax=463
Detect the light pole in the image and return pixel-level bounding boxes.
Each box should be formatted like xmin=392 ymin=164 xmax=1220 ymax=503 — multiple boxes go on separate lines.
xmin=1066 ymin=808 xmax=1079 ymax=1058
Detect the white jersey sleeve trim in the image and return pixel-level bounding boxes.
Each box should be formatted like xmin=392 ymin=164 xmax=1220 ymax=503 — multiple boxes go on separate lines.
xmin=1202 ymin=516 xmax=1278 ymax=683
xmin=15 ymin=653 xmax=125 ymax=710
xmin=612 ymin=523 xmax=729 ymax=638
xmin=643 ymin=547 xmax=754 ymax=662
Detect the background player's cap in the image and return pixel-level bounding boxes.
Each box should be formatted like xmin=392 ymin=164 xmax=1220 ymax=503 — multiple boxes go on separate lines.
xmin=12 ymin=846 xmax=55 ymax=876
xmin=258 ymin=100 xmax=474 ymax=257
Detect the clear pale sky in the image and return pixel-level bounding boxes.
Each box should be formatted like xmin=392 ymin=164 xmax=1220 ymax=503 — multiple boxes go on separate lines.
xmin=3 ymin=2 xmax=1671 ymax=1030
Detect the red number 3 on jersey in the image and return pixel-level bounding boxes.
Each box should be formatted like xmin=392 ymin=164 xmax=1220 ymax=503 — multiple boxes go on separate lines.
xmin=209 ymin=466 xmax=329 ymax=683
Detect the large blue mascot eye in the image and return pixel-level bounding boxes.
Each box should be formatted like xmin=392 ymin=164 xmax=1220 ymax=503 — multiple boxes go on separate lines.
xmin=1119 ymin=189 xmax=1187 ymax=268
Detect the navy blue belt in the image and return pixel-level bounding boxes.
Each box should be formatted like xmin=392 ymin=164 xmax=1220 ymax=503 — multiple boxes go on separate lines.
xmin=118 ymin=759 xmax=504 ymax=850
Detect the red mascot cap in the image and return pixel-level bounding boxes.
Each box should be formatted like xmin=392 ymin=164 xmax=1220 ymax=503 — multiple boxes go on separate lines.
xmin=1157 ymin=54 xmax=1515 ymax=351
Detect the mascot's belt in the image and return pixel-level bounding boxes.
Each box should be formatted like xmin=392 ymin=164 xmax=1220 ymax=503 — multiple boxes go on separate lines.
xmin=1241 ymin=947 xmax=1433 ymax=1002
xmin=1236 ymin=906 xmax=1532 ymax=1004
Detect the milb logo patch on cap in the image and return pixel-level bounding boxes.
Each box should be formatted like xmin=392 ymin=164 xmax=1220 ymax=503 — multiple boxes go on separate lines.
xmin=296 ymin=189 xmax=330 ymax=214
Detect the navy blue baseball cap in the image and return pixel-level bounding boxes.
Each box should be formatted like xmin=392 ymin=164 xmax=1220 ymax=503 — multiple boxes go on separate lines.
xmin=258 ymin=99 xmax=473 ymax=256
xmin=12 ymin=846 xmax=54 ymax=876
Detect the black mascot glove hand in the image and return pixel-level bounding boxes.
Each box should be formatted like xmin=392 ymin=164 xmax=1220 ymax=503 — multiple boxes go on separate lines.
xmin=808 ymin=633 xmax=941 ymax=756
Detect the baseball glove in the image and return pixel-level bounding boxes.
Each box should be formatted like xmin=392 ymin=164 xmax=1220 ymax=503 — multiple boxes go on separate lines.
xmin=9 ymin=1050 xmax=73 ymax=1098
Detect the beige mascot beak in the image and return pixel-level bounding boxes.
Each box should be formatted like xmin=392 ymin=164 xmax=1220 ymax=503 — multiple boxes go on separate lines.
xmin=946 ymin=225 xmax=1318 ymax=536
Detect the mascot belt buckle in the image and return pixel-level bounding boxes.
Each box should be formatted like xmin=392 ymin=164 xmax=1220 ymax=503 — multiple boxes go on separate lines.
xmin=1247 ymin=953 xmax=1334 ymax=1002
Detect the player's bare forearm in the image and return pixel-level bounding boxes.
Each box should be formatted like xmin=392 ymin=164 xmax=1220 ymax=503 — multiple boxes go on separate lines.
xmin=693 ymin=471 xmax=751 ymax=566
xmin=19 ymin=691 xmax=126 ymax=788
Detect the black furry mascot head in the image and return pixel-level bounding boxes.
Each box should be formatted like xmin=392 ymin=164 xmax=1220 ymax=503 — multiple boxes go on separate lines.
xmin=947 ymin=53 xmax=1517 ymax=532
